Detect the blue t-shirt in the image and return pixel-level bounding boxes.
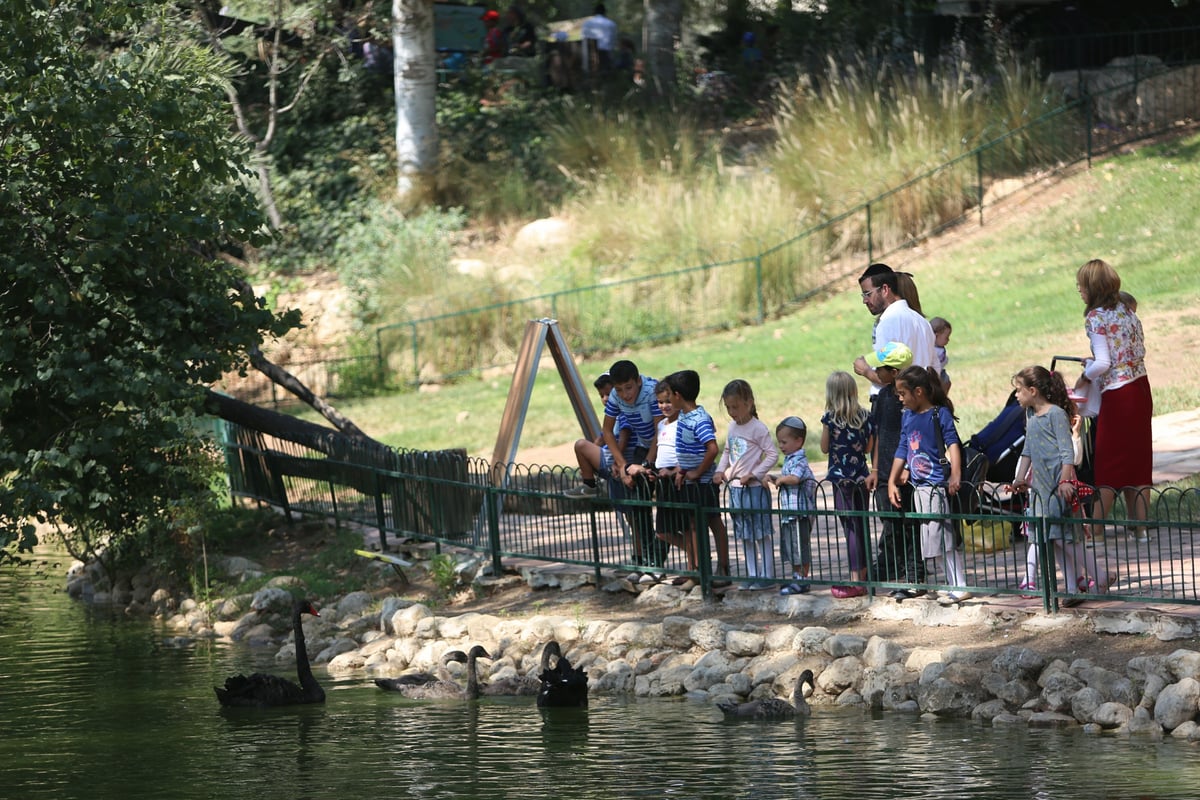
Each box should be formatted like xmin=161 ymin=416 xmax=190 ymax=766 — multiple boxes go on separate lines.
xmin=674 ymin=406 xmax=717 ymax=483
xmin=603 ymin=376 xmax=662 ymax=449
xmin=895 ymin=406 xmax=959 ymax=486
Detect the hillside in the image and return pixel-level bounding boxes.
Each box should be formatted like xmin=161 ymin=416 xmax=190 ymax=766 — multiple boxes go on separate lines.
xmin=281 ymin=128 xmax=1200 ymax=465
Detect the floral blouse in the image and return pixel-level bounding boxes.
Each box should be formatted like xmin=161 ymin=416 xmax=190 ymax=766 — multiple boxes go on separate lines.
xmin=821 ymin=411 xmax=875 ymax=483
xmin=1084 ymin=302 xmax=1147 ymax=392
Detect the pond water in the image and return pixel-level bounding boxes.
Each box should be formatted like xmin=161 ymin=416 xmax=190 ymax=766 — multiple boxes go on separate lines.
xmin=2 ymin=549 xmax=1198 ymax=800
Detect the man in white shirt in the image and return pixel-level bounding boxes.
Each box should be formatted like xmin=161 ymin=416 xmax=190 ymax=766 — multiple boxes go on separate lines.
xmin=580 ymin=3 xmax=617 ymax=69
xmin=853 ymin=262 xmax=937 ymax=396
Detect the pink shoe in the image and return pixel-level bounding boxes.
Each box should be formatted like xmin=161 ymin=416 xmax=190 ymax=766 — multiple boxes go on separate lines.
xmin=1017 ymin=579 xmax=1037 ymax=599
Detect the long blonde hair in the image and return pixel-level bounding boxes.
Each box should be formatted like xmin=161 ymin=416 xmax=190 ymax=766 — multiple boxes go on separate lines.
xmin=824 ymin=371 xmax=869 ymax=429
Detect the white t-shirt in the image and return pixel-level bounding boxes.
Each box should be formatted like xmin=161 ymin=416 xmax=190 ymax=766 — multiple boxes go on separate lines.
xmin=654 ymin=417 xmax=678 ymax=469
xmin=581 ymin=13 xmax=617 ymax=51
xmin=871 ymin=298 xmax=937 ymax=394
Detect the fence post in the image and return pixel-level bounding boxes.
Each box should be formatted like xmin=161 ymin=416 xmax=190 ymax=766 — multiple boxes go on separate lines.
xmin=1034 ymin=516 xmax=1054 ymax=613
xmin=374 ymin=471 xmax=389 ymax=551
xmin=1086 ymin=99 xmax=1093 ymax=168
xmin=865 ymin=202 xmax=873 ymax=265
xmin=375 ymin=328 xmax=386 ymax=391
xmin=588 ymin=504 xmax=603 ymax=587
xmin=754 ymin=254 xmax=765 ymax=324
xmin=695 ymin=502 xmax=713 ymax=599
xmin=485 ymin=485 xmax=504 ymax=577
xmin=976 ymin=148 xmax=985 ymax=227
xmin=409 ymin=321 xmax=420 ymax=387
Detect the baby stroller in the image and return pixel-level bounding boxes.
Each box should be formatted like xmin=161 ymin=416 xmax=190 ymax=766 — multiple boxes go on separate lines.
xmin=969 ymin=391 xmax=1026 ymax=483
xmin=965 ymin=390 xmax=1028 ymax=540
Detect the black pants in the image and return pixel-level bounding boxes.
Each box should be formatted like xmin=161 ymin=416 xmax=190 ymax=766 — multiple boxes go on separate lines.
xmin=629 ymin=471 xmax=667 ymax=568
xmin=872 ymin=483 xmax=925 ymax=583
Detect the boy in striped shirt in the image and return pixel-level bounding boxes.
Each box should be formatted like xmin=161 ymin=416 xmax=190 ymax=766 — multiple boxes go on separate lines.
xmin=664 ymin=369 xmax=730 ymax=581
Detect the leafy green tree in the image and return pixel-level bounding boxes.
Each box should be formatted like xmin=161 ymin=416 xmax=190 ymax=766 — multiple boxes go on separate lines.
xmin=0 ymin=2 xmax=300 ymax=568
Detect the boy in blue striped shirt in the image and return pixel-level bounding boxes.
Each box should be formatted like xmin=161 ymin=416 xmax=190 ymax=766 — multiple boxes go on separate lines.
xmin=665 ymin=369 xmax=731 ymax=581
xmin=567 ymin=361 xmax=665 ymax=571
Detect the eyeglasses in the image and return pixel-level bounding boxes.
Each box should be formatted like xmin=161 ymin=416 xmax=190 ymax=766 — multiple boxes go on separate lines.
xmin=860 ymin=287 xmax=882 ymax=299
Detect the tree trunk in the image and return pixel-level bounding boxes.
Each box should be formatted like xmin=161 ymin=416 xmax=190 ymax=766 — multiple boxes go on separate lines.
xmin=393 ymin=0 xmax=438 ymax=199
xmin=247 ymin=346 xmax=370 ymax=440
xmin=643 ymin=0 xmax=681 ymax=95
xmin=203 ymin=389 xmax=388 ymax=461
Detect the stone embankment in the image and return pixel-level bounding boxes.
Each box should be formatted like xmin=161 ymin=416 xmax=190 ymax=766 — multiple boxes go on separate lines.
xmin=163 ymin=583 xmax=1200 ymax=741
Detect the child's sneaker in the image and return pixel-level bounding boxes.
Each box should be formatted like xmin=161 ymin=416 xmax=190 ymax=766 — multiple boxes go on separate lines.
xmin=1017 ymin=579 xmax=1038 ymax=599
xmin=780 ymin=581 xmax=810 ymax=595
xmin=562 ymin=485 xmax=599 ymax=499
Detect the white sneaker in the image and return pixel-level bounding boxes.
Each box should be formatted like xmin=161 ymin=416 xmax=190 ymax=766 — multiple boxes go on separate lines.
xmin=562 ymin=485 xmax=599 ymax=499
xmin=939 ymin=591 xmax=973 ymax=605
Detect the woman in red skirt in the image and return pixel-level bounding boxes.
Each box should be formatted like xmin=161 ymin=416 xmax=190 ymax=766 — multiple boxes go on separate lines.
xmin=1074 ymin=259 xmax=1152 ymax=547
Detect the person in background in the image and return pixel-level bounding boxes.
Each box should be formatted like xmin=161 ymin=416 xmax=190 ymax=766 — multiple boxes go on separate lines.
xmin=1074 ymin=259 xmax=1152 ymax=543
xmin=769 ymin=416 xmax=816 ymax=595
xmin=888 ymin=366 xmax=970 ymax=604
xmin=740 ymin=31 xmax=763 ymax=67
xmin=929 ymin=316 xmax=952 ymax=394
xmin=863 ymin=342 xmax=926 ymax=600
xmin=713 ymin=380 xmax=778 ymax=590
xmin=580 ymin=3 xmax=618 ymax=70
xmin=504 ymin=5 xmax=537 ymax=57
xmin=666 ymin=369 xmax=730 ymax=585
xmin=895 ymin=271 xmax=925 ymax=316
xmin=822 ymin=371 xmax=875 ymax=598
xmin=481 ymin=9 xmax=505 ymax=65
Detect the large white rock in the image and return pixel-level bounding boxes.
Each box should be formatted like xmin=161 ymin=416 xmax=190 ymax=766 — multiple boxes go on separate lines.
xmin=513 ymin=217 xmax=571 ymax=252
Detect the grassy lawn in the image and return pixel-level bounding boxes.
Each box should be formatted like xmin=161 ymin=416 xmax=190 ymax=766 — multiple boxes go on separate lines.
xmin=299 ymin=131 xmax=1200 ymax=465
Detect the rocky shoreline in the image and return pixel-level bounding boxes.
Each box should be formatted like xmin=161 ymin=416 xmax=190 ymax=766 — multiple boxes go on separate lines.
xmin=149 ymin=574 xmax=1200 ymax=742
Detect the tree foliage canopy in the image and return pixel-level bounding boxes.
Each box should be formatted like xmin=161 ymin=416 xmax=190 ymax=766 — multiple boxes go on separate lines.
xmin=0 ymin=2 xmax=299 ymax=563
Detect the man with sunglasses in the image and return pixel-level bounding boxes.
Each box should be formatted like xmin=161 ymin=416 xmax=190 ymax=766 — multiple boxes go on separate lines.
xmin=853 ymin=262 xmax=937 ymax=396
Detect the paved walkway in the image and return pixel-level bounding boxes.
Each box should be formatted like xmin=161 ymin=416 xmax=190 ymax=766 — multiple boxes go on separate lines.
xmin=1152 ymin=408 xmax=1200 ymax=483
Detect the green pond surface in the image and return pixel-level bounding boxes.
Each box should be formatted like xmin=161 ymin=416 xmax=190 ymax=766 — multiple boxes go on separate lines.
xmin=2 ymin=548 xmax=1198 ymax=800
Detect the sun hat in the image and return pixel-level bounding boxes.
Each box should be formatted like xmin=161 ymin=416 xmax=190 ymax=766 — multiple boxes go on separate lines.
xmin=865 ymin=341 xmax=914 ymax=370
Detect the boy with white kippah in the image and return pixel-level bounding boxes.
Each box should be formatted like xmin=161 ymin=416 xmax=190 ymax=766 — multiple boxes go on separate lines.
xmin=768 ymin=416 xmax=816 ymax=595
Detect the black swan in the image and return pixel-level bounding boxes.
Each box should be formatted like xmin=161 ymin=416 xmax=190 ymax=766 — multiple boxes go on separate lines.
xmin=380 ymin=645 xmax=491 ymax=700
xmin=717 ymin=669 xmax=815 ymax=720
xmin=215 ymin=598 xmax=325 ymax=708
xmin=536 ymin=640 xmax=588 ymax=708
xmin=374 ymin=649 xmax=466 ymax=692
xmin=482 ymin=640 xmax=562 ymax=697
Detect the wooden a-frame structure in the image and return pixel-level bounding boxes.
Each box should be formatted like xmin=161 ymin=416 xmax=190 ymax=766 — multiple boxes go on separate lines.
xmin=490 ymin=319 xmax=601 ymax=486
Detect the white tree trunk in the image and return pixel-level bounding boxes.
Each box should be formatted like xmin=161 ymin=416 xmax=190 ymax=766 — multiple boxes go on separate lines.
xmin=643 ymin=0 xmax=681 ymax=95
xmin=393 ymin=0 xmax=438 ymax=198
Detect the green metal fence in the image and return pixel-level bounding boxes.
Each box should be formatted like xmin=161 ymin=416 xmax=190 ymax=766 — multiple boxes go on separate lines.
xmin=217 ymin=420 xmax=1200 ymax=613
